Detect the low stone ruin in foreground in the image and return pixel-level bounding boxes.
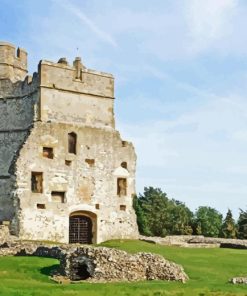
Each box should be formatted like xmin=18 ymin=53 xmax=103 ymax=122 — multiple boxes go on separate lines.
xmin=230 ymin=277 xmax=247 ymax=285
xmin=140 ymin=235 xmax=247 ymax=249
xmin=0 ymin=240 xmax=188 ymax=283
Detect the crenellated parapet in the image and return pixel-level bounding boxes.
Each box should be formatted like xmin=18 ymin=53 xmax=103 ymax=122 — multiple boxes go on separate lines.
xmin=0 ymin=42 xmax=28 ymax=82
xmin=39 ymin=57 xmax=114 ymax=99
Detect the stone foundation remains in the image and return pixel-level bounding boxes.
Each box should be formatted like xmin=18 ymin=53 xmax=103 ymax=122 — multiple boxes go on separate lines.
xmin=140 ymin=235 xmax=247 ymax=249
xmin=0 ymin=240 xmax=188 ymax=283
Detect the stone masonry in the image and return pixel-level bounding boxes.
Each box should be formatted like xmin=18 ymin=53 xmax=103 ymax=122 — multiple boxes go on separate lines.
xmin=0 ymin=240 xmax=188 ymax=283
xmin=0 ymin=41 xmax=139 ymax=243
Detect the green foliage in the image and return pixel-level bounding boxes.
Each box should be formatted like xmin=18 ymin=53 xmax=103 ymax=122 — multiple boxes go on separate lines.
xmin=194 ymin=207 xmax=222 ymax=237
xmin=237 ymin=209 xmax=247 ymax=239
xmin=220 ymin=209 xmax=237 ymax=238
xmin=169 ymin=200 xmax=193 ymax=235
xmin=136 ymin=187 xmax=193 ymax=236
xmin=132 ymin=195 xmax=149 ymax=235
xmin=1 ymin=241 xmax=247 ymax=296
xmin=193 ymin=206 xmax=223 ymax=237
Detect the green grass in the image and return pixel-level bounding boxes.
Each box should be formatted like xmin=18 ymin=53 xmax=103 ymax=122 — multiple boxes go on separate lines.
xmin=0 ymin=240 xmax=246 ymax=296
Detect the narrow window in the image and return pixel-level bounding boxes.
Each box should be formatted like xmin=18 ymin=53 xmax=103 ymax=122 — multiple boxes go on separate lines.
xmin=31 ymin=172 xmax=43 ymax=193
xmin=120 ymin=205 xmax=126 ymax=211
xmin=51 ymin=191 xmax=66 ymax=203
xmin=117 ymin=178 xmax=127 ymax=196
xmin=43 ymin=147 xmax=54 ymax=159
xmin=121 ymin=162 xmax=127 ymax=169
xmin=68 ymin=132 xmax=77 ymax=154
xmin=37 ymin=203 xmax=46 ymax=209
xmin=95 ymin=204 xmax=100 ymax=209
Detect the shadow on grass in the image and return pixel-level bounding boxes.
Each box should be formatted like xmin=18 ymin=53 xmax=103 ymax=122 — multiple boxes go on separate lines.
xmin=40 ymin=264 xmax=60 ymax=276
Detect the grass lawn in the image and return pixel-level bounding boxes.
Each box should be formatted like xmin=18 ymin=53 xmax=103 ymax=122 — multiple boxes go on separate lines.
xmin=0 ymin=240 xmax=246 ymax=296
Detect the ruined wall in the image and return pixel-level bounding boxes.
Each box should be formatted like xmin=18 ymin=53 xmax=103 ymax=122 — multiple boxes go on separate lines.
xmin=0 ymin=242 xmax=188 ymax=283
xmin=15 ymin=121 xmax=138 ymax=243
xmin=0 ymin=76 xmax=39 ymax=223
xmin=0 ymin=42 xmax=139 ymax=243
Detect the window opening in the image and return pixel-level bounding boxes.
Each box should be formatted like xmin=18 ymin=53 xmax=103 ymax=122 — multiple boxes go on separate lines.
xmin=51 ymin=191 xmax=66 ymax=203
xmin=31 ymin=172 xmax=43 ymax=193
xmin=121 ymin=162 xmax=127 ymax=169
xmin=68 ymin=132 xmax=77 ymax=154
xmin=117 ymin=178 xmax=127 ymax=196
xmin=43 ymin=147 xmax=54 ymax=159
xmin=85 ymin=159 xmax=95 ymax=167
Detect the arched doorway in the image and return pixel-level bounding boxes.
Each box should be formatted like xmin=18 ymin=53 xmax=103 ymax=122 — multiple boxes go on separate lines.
xmin=69 ymin=215 xmax=93 ymax=244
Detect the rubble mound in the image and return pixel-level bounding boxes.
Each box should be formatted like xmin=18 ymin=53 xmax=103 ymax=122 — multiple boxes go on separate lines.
xmin=60 ymin=246 xmax=188 ymax=283
xmin=0 ymin=241 xmax=188 ymax=283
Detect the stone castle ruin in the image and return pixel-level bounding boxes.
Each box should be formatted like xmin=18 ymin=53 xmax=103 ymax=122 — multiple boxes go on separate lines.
xmin=0 ymin=41 xmax=139 ymax=244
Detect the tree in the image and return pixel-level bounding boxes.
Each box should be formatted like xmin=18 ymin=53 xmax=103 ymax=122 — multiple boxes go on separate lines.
xmin=169 ymin=200 xmax=193 ymax=235
xmin=138 ymin=187 xmax=173 ymax=236
xmin=132 ymin=195 xmax=149 ymax=235
xmin=220 ymin=209 xmax=237 ymax=239
xmin=237 ymin=209 xmax=247 ymax=239
xmin=194 ymin=206 xmax=223 ymax=237
xmin=134 ymin=187 xmax=193 ymax=237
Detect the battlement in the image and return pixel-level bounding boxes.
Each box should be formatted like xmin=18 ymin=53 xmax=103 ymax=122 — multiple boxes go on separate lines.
xmin=39 ymin=57 xmax=114 ymax=99
xmin=0 ymin=42 xmax=115 ymax=128
xmin=38 ymin=57 xmax=115 ymax=127
xmin=0 ymin=42 xmax=28 ymax=82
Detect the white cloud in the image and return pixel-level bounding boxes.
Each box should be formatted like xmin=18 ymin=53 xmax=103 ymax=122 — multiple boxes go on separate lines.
xmin=185 ymin=0 xmax=237 ymax=54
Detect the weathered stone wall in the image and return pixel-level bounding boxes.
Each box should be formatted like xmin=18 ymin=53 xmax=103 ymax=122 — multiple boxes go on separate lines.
xmin=39 ymin=61 xmax=115 ymax=128
xmin=0 ymin=42 xmax=139 ymax=243
xmin=15 ymin=121 xmax=138 ymax=243
xmin=0 ymin=75 xmax=39 ymax=223
xmin=0 ymin=225 xmax=10 ymax=243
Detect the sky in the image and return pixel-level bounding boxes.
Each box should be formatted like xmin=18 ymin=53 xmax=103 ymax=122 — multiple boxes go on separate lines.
xmin=1 ymin=0 xmax=247 ymax=217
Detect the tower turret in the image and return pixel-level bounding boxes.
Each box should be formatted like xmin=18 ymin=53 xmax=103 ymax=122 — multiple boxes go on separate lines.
xmin=0 ymin=42 xmax=27 ymax=82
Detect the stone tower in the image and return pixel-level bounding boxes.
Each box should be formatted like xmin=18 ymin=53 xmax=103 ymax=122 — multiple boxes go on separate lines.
xmin=0 ymin=41 xmax=139 ymax=243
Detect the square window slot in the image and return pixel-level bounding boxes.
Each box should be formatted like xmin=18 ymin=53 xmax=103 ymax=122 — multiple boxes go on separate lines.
xmin=85 ymin=159 xmax=95 ymax=167
xmin=120 ymin=205 xmax=126 ymax=211
xmin=43 ymin=147 xmax=54 ymax=159
xmin=51 ymin=191 xmax=66 ymax=203
xmin=65 ymin=160 xmax=72 ymax=166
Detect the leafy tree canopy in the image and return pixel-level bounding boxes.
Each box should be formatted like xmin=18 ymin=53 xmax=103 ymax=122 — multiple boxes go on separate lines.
xmin=220 ymin=209 xmax=237 ymax=239
xmin=193 ymin=206 xmax=223 ymax=237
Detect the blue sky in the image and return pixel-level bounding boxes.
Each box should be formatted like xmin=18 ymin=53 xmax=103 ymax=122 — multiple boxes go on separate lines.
xmin=1 ymin=0 xmax=247 ymax=217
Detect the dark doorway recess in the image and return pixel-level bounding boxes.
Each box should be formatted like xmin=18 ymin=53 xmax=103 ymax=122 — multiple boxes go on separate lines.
xmin=69 ymin=215 xmax=93 ymax=244
xmin=70 ymin=255 xmax=95 ymax=281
